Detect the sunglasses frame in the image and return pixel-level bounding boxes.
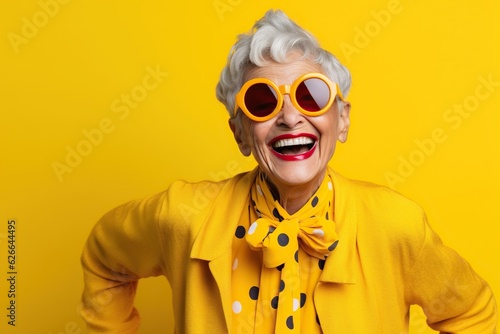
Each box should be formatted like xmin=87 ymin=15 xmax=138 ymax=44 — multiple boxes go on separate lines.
xmin=234 ymin=72 xmax=343 ymax=122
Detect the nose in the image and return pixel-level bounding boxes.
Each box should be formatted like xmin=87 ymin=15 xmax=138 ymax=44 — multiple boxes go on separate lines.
xmin=275 ymin=94 xmax=304 ymax=128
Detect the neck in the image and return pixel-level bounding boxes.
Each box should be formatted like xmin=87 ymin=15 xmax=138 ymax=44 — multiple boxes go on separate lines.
xmin=265 ymin=172 xmax=325 ymax=215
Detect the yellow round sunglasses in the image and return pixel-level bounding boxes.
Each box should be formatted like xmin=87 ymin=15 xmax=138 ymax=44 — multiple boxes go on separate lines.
xmin=234 ymin=72 xmax=343 ymax=122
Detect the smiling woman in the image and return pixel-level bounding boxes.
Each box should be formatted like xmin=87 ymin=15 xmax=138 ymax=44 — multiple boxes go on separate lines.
xmin=80 ymin=9 xmax=497 ymax=334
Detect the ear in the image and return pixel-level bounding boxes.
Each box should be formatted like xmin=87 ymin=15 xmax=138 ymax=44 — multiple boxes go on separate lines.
xmin=229 ymin=118 xmax=251 ymax=156
xmin=338 ymin=101 xmax=351 ymax=143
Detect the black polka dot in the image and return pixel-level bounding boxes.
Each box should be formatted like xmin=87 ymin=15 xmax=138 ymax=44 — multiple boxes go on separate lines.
xmin=311 ymin=196 xmax=319 ymax=207
xmin=286 ymin=315 xmax=294 ymax=329
xmin=278 ymin=233 xmax=289 ymax=246
xmin=318 ymin=259 xmax=326 ymax=270
xmin=273 ymin=208 xmax=284 ymax=221
xmin=328 ymin=240 xmax=339 ymax=251
xmin=325 ymin=212 xmax=329 ymax=220
xmin=235 ymin=225 xmax=246 ymax=239
xmin=276 ymin=263 xmax=284 ymax=271
xmin=272 ymin=208 xmax=280 ymax=218
xmin=300 ymin=293 xmax=306 ymax=308
xmin=249 ymin=286 xmax=259 ymax=300
xmin=271 ymin=296 xmax=279 ymax=309
xmin=294 ymin=250 xmax=299 ymax=262
xmin=279 ymin=280 xmax=285 ymax=292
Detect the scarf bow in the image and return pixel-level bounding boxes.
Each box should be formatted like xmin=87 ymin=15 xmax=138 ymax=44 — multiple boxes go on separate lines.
xmin=246 ymin=216 xmax=338 ymax=268
xmin=244 ymin=171 xmax=338 ymax=332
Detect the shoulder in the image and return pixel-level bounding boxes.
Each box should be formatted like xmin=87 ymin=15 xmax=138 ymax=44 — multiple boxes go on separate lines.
xmin=330 ymin=168 xmax=427 ymax=247
xmin=164 ymin=169 xmax=256 ymax=213
xmin=155 ymin=169 xmax=257 ymax=232
xmin=331 ymin=169 xmax=424 ymax=216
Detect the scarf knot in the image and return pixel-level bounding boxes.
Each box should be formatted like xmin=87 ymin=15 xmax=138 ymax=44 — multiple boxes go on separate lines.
xmin=246 ymin=216 xmax=338 ymax=268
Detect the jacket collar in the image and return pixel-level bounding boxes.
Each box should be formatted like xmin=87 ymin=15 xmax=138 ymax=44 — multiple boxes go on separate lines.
xmin=190 ymin=166 xmax=358 ymax=280
xmin=190 ymin=168 xmax=258 ymax=261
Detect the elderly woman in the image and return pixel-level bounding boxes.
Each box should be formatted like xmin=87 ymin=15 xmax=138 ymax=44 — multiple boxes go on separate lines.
xmin=80 ymin=9 xmax=497 ymax=333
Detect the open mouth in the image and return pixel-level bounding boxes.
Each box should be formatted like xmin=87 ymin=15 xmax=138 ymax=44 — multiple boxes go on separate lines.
xmin=269 ymin=134 xmax=318 ymax=161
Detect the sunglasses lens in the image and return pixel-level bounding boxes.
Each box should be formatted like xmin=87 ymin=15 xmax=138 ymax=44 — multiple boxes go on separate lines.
xmin=296 ymin=78 xmax=331 ymax=112
xmin=244 ymin=83 xmax=278 ymax=118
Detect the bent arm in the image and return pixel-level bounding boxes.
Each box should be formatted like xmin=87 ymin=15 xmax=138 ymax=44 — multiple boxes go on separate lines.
xmin=80 ymin=192 xmax=167 ymax=333
xmin=406 ymin=218 xmax=497 ymax=333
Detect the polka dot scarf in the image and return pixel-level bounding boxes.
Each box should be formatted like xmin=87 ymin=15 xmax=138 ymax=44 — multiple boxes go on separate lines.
xmin=231 ymin=171 xmax=338 ymax=333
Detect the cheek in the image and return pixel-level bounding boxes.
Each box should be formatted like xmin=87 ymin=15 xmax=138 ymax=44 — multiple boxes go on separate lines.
xmin=316 ymin=115 xmax=341 ymax=153
xmin=248 ymin=122 xmax=272 ymax=148
xmin=239 ymin=118 xmax=255 ymax=146
xmin=318 ymin=114 xmax=339 ymax=138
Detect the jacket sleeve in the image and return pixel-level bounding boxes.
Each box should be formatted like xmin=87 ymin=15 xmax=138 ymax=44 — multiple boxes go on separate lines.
xmin=80 ymin=190 xmax=168 ymax=333
xmin=405 ymin=215 xmax=497 ymax=333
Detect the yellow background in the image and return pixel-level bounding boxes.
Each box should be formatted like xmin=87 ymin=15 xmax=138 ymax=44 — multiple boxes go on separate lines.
xmin=1 ymin=0 xmax=499 ymax=333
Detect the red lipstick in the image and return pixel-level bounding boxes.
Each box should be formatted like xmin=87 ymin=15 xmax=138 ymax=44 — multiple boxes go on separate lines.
xmin=268 ymin=133 xmax=318 ymax=161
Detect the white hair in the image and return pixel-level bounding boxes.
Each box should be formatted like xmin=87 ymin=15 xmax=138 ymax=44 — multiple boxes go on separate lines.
xmin=215 ymin=9 xmax=352 ymax=117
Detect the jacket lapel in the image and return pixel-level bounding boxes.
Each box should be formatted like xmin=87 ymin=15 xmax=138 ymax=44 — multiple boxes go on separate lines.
xmin=315 ymin=168 xmax=359 ymax=332
xmin=190 ymin=168 xmax=258 ymax=332
xmin=319 ymin=168 xmax=358 ymax=284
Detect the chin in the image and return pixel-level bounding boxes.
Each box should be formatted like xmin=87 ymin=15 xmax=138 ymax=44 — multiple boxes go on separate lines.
xmin=268 ymin=164 xmax=324 ymax=188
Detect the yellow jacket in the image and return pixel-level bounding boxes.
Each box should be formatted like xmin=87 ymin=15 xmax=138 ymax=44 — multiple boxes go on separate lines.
xmin=81 ymin=167 xmax=497 ymax=333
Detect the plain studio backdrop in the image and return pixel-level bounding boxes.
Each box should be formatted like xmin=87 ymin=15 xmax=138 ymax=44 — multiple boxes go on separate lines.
xmin=1 ymin=0 xmax=499 ymax=333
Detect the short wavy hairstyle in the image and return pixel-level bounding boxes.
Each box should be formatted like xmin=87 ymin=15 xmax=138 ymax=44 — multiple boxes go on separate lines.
xmin=216 ymin=9 xmax=352 ymax=117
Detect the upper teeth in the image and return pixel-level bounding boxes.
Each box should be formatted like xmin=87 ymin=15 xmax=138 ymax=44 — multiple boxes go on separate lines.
xmin=272 ymin=137 xmax=314 ymax=148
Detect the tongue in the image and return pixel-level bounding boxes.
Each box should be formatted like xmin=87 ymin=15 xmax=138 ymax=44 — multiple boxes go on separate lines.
xmin=277 ymin=145 xmax=310 ymax=155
